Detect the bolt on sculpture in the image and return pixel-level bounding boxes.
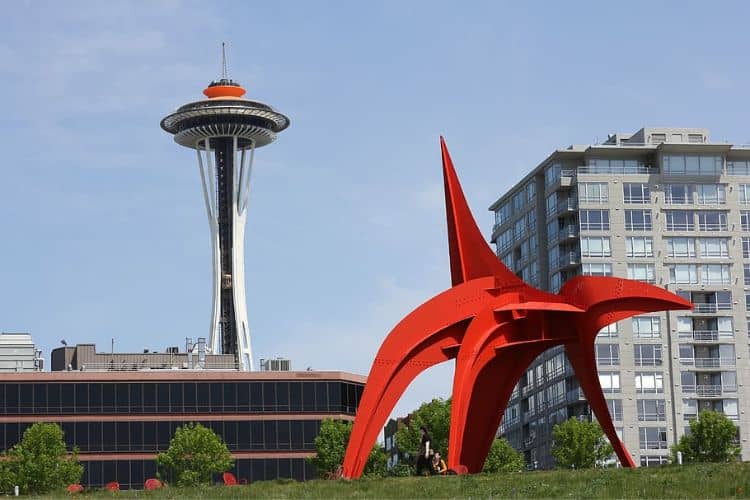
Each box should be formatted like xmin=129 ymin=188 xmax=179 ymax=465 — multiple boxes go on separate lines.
xmin=341 ymin=138 xmax=692 ymax=478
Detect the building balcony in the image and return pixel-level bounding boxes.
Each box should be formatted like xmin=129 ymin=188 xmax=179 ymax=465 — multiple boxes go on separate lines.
xmin=682 ymin=384 xmax=737 ymax=397
xmin=692 ymin=302 xmax=732 ymax=314
xmin=680 ymin=357 xmax=736 ymax=369
xmin=577 ymin=164 xmax=655 ymax=175
xmin=678 ymin=330 xmax=730 ymax=343
xmin=566 ymin=388 xmax=586 ymax=403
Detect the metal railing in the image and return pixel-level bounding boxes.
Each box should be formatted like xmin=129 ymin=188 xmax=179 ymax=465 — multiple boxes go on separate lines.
xmin=697 ymin=223 xmax=729 ymax=231
xmin=679 ymin=330 xmax=721 ymax=342
xmin=624 ymin=195 xmax=650 ymax=204
xmin=692 ymin=302 xmax=732 ymax=313
xmin=665 ymin=223 xmax=695 ymax=231
xmin=625 ymin=222 xmax=653 ymax=231
xmin=79 ymin=361 xmax=240 ymax=371
xmin=577 ymin=165 xmax=655 ymax=175
xmin=580 ymin=222 xmax=611 ymax=231
xmin=682 ymin=384 xmax=737 ymax=396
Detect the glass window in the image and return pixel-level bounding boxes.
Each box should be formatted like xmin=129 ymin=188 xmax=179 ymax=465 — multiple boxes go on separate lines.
xmin=579 ymin=182 xmax=609 ymax=203
xmin=666 ymin=237 xmax=695 ymax=258
xmin=742 ymin=238 xmax=750 ymax=259
xmin=697 ymin=211 xmax=728 ymax=231
xmin=582 ymin=263 xmax=612 ymax=276
xmin=701 ymin=264 xmax=731 ymax=285
xmin=663 ymin=155 xmax=722 ymax=175
xmin=606 ymin=399 xmax=623 ymax=421
xmin=639 ymin=427 xmax=668 ymax=449
xmin=627 ymin=236 xmax=654 ymax=258
xmin=664 ymin=211 xmax=694 ymax=231
xmin=669 ymin=264 xmax=698 ymax=284
xmin=598 ymin=372 xmax=621 ymax=393
xmin=545 ymin=163 xmax=561 ymax=186
xmin=495 ymin=203 xmax=512 ymax=226
xmin=696 ymin=184 xmax=726 ymax=204
xmin=526 ymin=182 xmax=536 ymax=202
xmin=633 ymin=317 xmax=661 ymax=339
xmin=728 ymin=161 xmax=750 ymax=175
xmin=625 ymin=210 xmax=652 ymax=231
xmin=579 ymin=210 xmax=610 ymax=231
xmin=637 ymin=399 xmax=666 ymax=421
xmin=581 ymin=237 xmax=611 ymax=257
xmin=635 ymin=372 xmax=664 ymax=393
xmin=634 ymin=344 xmax=663 ymax=366
xmin=596 ymin=345 xmax=619 ymax=366
xmin=698 ymin=238 xmax=729 ymax=258
xmin=627 ymin=263 xmax=656 ymax=283
xmin=598 ymin=322 xmax=618 ymax=338
xmin=743 ymin=211 xmax=750 ymax=232
xmin=623 ymin=183 xmax=650 ymax=204
xmin=665 ymin=184 xmax=692 ymax=204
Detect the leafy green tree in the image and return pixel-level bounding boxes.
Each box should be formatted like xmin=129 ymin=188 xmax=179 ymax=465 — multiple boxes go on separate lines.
xmin=393 ymin=398 xmax=451 ymax=467
xmin=672 ymin=410 xmax=740 ymax=463
xmin=551 ymin=417 xmax=613 ymax=469
xmin=483 ymin=438 xmax=525 ymax=473
xmin=5 ymin=422 xmax=83 ymax=494
xmin=308 ymin=419 xmax=387 ymax=478
xmin=156 ymin=422 xmax=234 ymax=486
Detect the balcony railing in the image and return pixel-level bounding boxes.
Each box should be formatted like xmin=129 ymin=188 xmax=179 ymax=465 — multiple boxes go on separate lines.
xmin=577 ymin=165 xmax=655 ymax=175
xmin=678 ymin=330 xmax=725 ymax=342
xmin=692 ymin=302 xmax=732 ymax=313
xmin=665 ymin=223 xmax=695 ymax=231
xmin=698 ymin=223 xmax=729 ymax=232
xmin=680 ymin=357 xmax=735 ymax=368
xmin=682 ymin=384 xmax=737 ymax=396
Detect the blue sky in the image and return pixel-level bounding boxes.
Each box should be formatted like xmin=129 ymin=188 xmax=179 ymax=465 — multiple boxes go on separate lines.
xmin=1 ymin=0 xmax=749 ymax=419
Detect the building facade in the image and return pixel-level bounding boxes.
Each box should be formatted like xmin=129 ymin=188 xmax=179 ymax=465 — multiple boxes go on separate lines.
xmin=0 ymin=333 xmax=43 ymax=372
xmin=490 ymin=127 xmax=750 ymax=468
xmin=0 ymin=370 xmax=364 ymax=488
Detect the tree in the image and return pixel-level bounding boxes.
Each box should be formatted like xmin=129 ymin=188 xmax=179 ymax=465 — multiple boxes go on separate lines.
xmin=156 ymin=422 xmax=234 ymax=486
xmin=5 ymin=422 xmax=83 ymax=494
xmin=483 ymin=438 xmax=525 ymax=473
xmin=672 ymin=410 xmax=740 ymax=463
xmin=308 ymin=419 xmax=387 ymax=478
xmin=393 ymin=398 xmax=451 ymax=469
xmin=551 ymin=418 xmax=613 ymax=469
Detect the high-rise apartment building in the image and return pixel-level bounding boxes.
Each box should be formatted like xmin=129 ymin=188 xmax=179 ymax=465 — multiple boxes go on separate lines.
xmin=489 ymin=127 xmax=750 ymax=468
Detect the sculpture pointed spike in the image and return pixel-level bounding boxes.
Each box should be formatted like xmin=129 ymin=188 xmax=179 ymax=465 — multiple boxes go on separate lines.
xmin=440 ymin=137 xmax=523 ymax=287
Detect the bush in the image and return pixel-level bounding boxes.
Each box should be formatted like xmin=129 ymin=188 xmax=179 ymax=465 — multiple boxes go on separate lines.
xmin=551 ymin=418 xmax=613 ymax=469
xmin=156 ymin=422 xmax=234 ymax=486
xmin=308 ymin=418 xmax=387 ymax=478
xmin=5 ymin=422 xmax=83 ymax=494
xmin=483 ymin=438 xmax=525 ymax=473
xmin=672 ymin=410 xmax=740 ymax=463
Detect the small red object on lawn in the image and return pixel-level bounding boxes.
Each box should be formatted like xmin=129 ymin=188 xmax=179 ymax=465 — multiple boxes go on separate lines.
xmin=67 ymin=484 xmax=84 ymax=493
xmin=105 ymin=481 xmax=120 ymax=491
xmin=144 ymin=478 xmax=163 ymax=490
xmin=223 ymin=472 xmax=238 ymax=486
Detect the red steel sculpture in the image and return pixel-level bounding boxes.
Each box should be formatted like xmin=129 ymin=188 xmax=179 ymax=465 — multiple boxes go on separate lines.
xmin=341 ymin=138 xmax=692 ymax=478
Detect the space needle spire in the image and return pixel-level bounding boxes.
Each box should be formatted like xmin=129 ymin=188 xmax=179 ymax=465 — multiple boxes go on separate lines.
xmin=160 ymin=46 xmax=290 ymax=371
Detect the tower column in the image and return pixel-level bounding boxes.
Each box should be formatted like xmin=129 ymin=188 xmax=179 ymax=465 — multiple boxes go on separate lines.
xmin=161 ymin=74 xmax=289 ymax=371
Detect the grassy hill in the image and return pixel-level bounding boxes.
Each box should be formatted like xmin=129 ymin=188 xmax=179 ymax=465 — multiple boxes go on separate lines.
xmin=45 ymin=462 xmax=750 ymax=498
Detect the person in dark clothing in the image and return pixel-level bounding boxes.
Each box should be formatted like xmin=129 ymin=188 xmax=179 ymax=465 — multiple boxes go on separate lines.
xmin=416 ymin=426 xmax=432 ymax=475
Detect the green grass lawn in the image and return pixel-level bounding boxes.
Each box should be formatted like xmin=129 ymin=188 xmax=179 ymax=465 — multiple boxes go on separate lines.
xmin=43 ymin=462 xmax=750 ymax=499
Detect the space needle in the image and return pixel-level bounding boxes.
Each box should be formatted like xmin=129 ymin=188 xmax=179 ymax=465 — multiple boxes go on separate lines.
xmin=161 ymin=46 xmax=290 ymax=371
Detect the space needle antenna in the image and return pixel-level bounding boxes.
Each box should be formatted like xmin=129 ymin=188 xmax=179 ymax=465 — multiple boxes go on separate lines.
xmin=221 ymin=42 xmax=228 ymax=80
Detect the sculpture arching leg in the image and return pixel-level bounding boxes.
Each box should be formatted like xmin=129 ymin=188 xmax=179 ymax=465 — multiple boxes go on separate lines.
xmin=565 ymin=341 xmax=636 ymax=468
xmin=451 ymin=342 xmax=551 ymax=472
xmin=342 ymin=322 xmax=466 ymax=478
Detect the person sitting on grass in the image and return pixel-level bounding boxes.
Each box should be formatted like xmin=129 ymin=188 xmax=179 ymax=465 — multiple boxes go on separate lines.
xmin=431 ymin=452 xmax=447 ymax=475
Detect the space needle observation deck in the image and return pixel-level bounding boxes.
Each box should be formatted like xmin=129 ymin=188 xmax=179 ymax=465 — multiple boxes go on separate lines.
xmin=160 ymin=66 xmax=289 ymax=371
